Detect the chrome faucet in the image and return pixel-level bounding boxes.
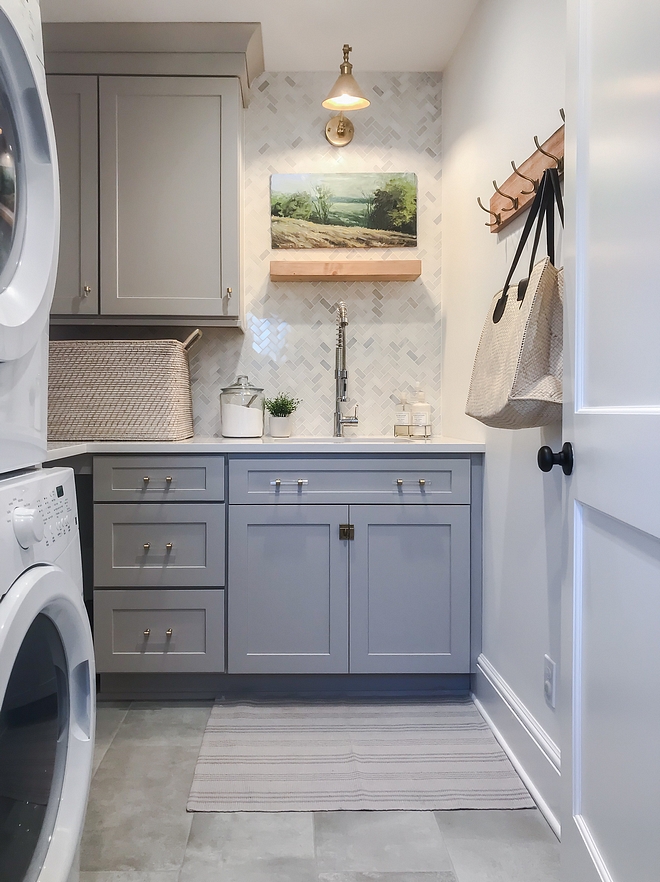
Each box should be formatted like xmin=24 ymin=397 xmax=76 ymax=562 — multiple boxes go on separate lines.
xmin=334 ymin=301 xmax=359 ymax=437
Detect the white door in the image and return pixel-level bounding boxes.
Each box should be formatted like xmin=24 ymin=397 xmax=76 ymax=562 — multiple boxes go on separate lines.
xmin=561 ymin=1 xmax=660 ymax=879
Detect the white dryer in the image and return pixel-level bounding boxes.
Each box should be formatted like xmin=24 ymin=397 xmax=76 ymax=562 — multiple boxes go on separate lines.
xmin=0 ymin=0 xmax=59 ymax=474
xmin=0 ymin=467 xmax=95 ymax=882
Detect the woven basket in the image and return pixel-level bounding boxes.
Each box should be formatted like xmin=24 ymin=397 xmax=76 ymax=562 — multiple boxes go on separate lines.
xmin=48 ymin=336 xmax=198 ymax=441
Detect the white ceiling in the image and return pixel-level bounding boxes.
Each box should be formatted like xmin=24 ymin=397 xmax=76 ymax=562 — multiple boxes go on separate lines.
xmin=39 ymin=0 xmax=479 ymax=72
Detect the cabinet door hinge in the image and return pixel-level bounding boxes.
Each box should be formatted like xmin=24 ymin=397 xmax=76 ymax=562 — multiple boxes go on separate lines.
xmin=339 ymin=524 xmax=355 ymax=541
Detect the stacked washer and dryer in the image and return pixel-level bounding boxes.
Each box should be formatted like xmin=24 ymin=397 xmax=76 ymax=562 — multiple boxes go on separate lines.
xmin=0 ymin=3 xmax=96 ymax=882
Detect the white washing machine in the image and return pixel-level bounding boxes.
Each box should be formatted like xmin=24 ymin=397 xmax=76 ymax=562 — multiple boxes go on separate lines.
xmin=0 ymin=467 xmax=95 ymax=882
xmin=0 ymin=0 xmax=59 ymax=474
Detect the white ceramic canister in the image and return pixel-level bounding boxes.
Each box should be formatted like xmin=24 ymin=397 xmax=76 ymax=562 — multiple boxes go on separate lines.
xmin=220 ymin=375 xmax=264 ymax=437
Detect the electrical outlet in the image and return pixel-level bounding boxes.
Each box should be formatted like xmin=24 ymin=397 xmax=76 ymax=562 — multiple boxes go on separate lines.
xmin=544 ymin=655 xmax=557 ymax=709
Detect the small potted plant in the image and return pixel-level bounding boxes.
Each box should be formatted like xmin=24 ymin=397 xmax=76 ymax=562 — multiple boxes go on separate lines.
xmin=265 ymin=393 xmax=301 ymax=438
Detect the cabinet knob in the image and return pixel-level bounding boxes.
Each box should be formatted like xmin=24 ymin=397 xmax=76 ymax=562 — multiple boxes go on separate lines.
xmin=143 ymin=542 xmax=151 ymax=551
xmin=419 ymin=478 xmax=426 ymax=487
xmin=275 ymin=478 xmax=281 ymax=488
xmin=166 ymin=628 xmax=173 ymax=638
xmin=396 ymin=479 xmax=403 ymax=487
xmin=165 ymin=475 xmax=173 ymax=484
xmin=143 ymin=628 xmax=150 ymax=637
xmin=298 ymin=478 xmax=304 ymax=488
xmin=226 ymin=287 xmax=233 ymax=297
xmin=143 ymin=476 xmax=150 ymax=485
xmin=166 ymin=542 xmax=173 ymax=551
xmin=82 ymin=285 xmax=91 ymax=297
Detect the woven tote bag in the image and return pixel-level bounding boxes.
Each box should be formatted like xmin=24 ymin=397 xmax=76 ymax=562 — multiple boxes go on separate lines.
xmin=466 ymin=169 xmax=563 ymax=429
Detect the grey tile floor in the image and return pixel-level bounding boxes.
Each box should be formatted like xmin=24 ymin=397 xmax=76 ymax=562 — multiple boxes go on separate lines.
xmin=80 ymin=701 xmax=560 ymax=882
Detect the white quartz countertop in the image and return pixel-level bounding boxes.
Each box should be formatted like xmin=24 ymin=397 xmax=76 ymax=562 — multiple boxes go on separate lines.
xmin=45 ymin=436 xmax=484 ymax=461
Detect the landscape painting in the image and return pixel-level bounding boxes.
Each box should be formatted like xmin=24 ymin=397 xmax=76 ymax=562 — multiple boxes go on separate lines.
xmin=270 ymin=172 xmax=417 ymax=249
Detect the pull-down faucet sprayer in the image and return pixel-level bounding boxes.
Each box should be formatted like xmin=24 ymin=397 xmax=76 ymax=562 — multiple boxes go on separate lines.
xmin=334 ymin=301 xmax=359 ymax=437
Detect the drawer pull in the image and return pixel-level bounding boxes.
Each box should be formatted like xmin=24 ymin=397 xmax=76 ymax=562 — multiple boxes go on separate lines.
xmin=419 ymin=478 xmax=426 ymax=487
xmin=396 ymin=479 xmax=403 ymax=487
xmin=143 ymin=543 xmax=151 ymax=551
xmin=166 ymin=628 xmax=173 ymax=638
xmin=165 ymin=475 xmax=173 ymax=484
xmin=298 ymin=478 xmax=304 ymax=488
xmin=143 ymin=476 xmax=150 ymax=485
xmin=143 ymin=628 xmax=150 ymax=637
xmin=269 ymin=479 xmax=309 ymax=487
xmin=166 ymin=542 xmax=173 ymax=552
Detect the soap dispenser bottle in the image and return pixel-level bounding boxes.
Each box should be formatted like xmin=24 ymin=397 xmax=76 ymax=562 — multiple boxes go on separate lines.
xmin=394 ymin=392 xmax=411 ymax=429
xmin=410 ymin=383 xmax=432 ymax=436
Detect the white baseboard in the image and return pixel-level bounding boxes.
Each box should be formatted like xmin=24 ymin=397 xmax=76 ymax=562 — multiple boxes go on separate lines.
xmin=473 ymin=654 xmax=561 ymax=838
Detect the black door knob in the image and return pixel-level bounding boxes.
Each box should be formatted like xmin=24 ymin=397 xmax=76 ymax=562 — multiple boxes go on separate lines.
xmin=537 ymin=442 xmax=574 ymax=476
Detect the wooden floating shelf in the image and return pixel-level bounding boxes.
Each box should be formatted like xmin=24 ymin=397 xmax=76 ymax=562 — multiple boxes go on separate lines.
xmin=270 ymin=259 xmax=422 ymax=283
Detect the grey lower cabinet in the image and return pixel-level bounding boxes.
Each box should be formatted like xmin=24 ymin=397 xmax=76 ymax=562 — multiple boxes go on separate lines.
xmin=92 ymin=455 xmax=226 ymax=674
xmin=349 ymin=505 xmax=470 ymax=673
xmin=227 ymin=458 xmax=472 ymax=675
xmin=228 ymin=505 xmax=349 ymax=674
xmin=48 ymin=74 xmax=241 ymax=323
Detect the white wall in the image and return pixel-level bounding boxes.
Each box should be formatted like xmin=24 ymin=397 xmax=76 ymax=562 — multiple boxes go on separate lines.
xmin=442 ymin=0 xmax=565 ymax=828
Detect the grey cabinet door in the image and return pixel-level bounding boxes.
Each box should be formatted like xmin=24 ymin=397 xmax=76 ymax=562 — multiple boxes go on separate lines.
xmin=228 ymin=505 xmax=349 ymax=674
xmin=349 ymin=505 xmax=471 ymax=674
xmin=99 ymin=76 xmax=240 ymax=317
xmin=47 ymin=75 xmax=99 ymax=315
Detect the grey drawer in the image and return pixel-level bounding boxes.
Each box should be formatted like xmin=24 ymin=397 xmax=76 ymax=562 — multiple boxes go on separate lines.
xmin=229 ymin=457 xmax=470 ymax=505
xmin=94 ymin=503 xmax=225 ymax=587
xmin=94 ymin=588 xmax=225 ymax=672
xmin=94 ymin=455 xmax=224 ymax=502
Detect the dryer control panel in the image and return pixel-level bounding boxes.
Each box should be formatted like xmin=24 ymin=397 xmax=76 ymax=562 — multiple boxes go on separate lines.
xmin=0 ymin=467 xmax=79 ymax=595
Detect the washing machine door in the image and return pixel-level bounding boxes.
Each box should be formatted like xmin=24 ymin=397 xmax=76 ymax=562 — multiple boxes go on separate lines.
xmin=0 ymin=5 xmax=59 ymax=362
xmin=0 ymin=565 xmax=95 ymax=882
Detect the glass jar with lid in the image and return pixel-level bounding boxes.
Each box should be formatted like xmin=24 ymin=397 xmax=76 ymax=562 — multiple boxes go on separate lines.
xmin=220 ymin=375 xmax=264 ymax=437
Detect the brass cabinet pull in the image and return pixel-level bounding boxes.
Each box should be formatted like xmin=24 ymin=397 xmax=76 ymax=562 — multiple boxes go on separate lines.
xmin=143 ymin=628 xmax=150 ymax=637
xmin=143 ymin=542 xmax=151 ymax=551
xmin=166 ymin=542 xmax=173 ymax=551
xmin=419 ymin=478 xmax=426 ymax=487
xmin=298 ymin=478 xmax=304 ymax=488
xmin=396 ymin=479 xmax=403 ymax=487
xmin=165 ymin=475 xmax=173 ymax=484
xmin=166 ymin=628 xmax=173 ymax=637
xmin=143 ymin=476 xmax=150 ymax=485
xmin=82 ymin=285 xmax=91 ymax=297
xmin=226 ymin=287 xmax=233 ymax=298
xmin=274 ymin=479 xmax=281 ymax=488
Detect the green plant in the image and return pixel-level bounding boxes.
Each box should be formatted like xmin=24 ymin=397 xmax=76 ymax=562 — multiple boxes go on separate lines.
xmin=265 ymin=393 xmax=301 ymax=417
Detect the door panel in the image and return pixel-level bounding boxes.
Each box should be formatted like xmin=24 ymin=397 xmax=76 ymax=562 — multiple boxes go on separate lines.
xmin=349 ymin=505 xmax=470 ymax=673
xmin=228 ymin=505 xmax=348 ymax=673
xmin=563 ymin=1 xmax=660 ymax=878
xmin=47 ymin=75 xmax=98 ymax=315
xmin=99 ymin=76 xmax=240 ymax=317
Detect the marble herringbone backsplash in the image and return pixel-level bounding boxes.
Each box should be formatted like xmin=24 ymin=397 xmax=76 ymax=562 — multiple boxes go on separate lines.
xmin=190 ymin=71 xmax=443 ymax=437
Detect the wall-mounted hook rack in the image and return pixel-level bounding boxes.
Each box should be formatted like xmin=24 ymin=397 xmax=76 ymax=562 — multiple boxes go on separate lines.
xmin=479 ymin=115 xmax=565 ymax=234
xmin=476 ymin=196 xmax=501 ymax=227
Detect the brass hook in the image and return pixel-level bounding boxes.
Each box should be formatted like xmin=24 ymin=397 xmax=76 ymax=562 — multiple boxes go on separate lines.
xmin=510 ymin=160 xmax=538 ymax=195
xmin=492 ymin=180 xmax=519 ymax=212
xmin=476 ymin=196 xmax=501 ymax=227
xmin=533 ymin=135 xmax=563 ymax=173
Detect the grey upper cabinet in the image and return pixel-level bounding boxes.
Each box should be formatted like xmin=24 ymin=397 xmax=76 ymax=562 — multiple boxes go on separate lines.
xmin=228 ymin=505 xmax=350 ymax=674
xmin=349 ymin=505 xmax=471 ymax=674
xmin=48 ymin=74 xmax=242 ymax=323
xmin=99 ymin=76 xmax=241 ymax=319
xmin=48 ymin=75 xmax=99 ymax=315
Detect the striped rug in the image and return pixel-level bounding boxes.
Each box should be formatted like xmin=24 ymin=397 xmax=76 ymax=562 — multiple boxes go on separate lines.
xmin=187 ymin=699 xmax=534 ymax=812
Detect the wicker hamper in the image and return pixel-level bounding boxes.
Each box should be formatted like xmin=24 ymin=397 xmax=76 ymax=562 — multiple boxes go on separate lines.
xmin=48 ymin=333 xmax=201 ymax=441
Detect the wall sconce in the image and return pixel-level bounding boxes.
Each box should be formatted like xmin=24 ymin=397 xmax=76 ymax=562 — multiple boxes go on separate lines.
xmin=322 ymin=44 xmax=370 ymax=147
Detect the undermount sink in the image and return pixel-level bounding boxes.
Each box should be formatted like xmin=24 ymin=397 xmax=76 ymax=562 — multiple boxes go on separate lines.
xmin=267 ymin=436 xmax=426 ymax=443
